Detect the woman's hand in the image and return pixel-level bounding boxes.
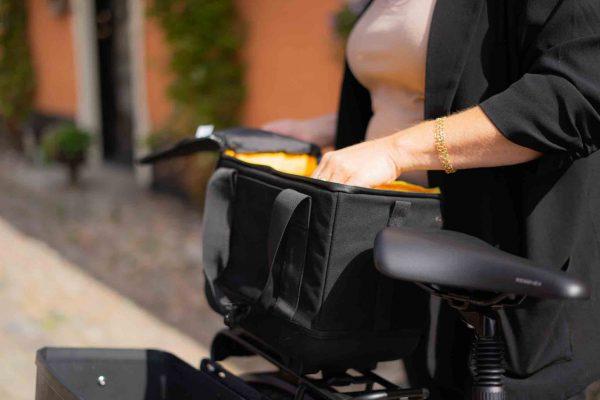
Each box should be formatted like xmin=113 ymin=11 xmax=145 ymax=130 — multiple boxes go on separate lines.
xmin=311 ymin=107 xmax=543 ymax=188
xmin=261 ymin=114 xmax=337 ymax=147
xmin=312 ymin=135 xmax=407 ymax=187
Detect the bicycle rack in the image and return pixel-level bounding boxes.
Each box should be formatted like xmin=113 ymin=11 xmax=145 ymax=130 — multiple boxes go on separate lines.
xmin=211 ymin=328 xmax=429 ymax=400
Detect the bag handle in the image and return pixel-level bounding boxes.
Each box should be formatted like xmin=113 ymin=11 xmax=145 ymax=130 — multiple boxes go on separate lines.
xmin=259 ymin=189 xmax=311 ymax=320
xmin=202 ymin=168 xmax=236 ymax=313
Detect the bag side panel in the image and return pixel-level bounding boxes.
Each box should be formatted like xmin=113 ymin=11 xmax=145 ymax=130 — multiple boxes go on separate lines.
xmin=216 ymin=160 xmax=337 ymax=327
xmin=202 ymin=167 xmax=237 ymax=313
xmin=316 ymin=193 xmax=441 ymax=331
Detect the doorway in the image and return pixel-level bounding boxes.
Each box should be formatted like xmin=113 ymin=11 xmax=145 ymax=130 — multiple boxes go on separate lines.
xmin=95 ymin=0 xmax=134 ymax=165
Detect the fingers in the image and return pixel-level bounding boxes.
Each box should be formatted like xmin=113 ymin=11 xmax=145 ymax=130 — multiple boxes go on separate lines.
xmin=345 ymin=176 xmax=375 ymax=188
xmin=328 ymin=162 xmax=350 ymax=184
xmin=311 ymin=152 xmax=331 ymax=180
xmin=312 ymin=152 xmax=351 ymax=184
xmin=310 ymin=138 xmax=400 ymax=188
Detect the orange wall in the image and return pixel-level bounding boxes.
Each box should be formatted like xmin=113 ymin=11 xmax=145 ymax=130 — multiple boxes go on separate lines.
xmin=144 ymin=6 xmax=174 ymax=129
xmin=144 ymin=0 xmax=345 ymax=130
xmin=27 ymin=0 xmax=77 ymax=117
xmin=237 ymin=0 xmax=344 ymax=127
xmin=25 ymin=1 xmax=344 ymax=129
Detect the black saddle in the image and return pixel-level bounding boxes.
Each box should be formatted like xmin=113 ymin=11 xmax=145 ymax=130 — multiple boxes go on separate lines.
xmin=374 ymin=228 xmax=590 ymax=300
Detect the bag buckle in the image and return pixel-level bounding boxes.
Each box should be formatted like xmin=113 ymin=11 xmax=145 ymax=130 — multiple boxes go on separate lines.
xmin=223 ymin=303 xmax=250 ymax=327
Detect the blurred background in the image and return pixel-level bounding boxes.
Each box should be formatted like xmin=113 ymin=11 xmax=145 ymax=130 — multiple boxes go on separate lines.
xmin=0 ymin=1 xmax=375 ymax=399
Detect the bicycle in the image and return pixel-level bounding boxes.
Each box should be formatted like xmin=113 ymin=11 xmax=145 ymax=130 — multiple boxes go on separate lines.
xmin=36 ymin=227 xmax=589 ymax=400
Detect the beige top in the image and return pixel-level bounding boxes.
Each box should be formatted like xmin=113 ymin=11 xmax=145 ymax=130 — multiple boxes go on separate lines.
xmin=347 ymin=0 xmax=437 ymax=140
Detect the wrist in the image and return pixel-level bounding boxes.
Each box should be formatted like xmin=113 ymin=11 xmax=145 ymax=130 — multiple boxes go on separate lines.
xmin=389 ymin=121 xmax=439 ymax=173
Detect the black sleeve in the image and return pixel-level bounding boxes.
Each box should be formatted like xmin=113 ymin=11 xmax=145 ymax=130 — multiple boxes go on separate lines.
xmin=480 ymin=0 xmax=600 ymax=160
xmin=334 ymin=62 xmax=373 ymax=149
xmin=334 ymin=1 xmax=374 ymax=149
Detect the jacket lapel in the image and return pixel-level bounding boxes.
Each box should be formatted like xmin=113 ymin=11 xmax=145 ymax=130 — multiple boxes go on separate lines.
xmin=424 ymin=0 xmax=485 ymax=118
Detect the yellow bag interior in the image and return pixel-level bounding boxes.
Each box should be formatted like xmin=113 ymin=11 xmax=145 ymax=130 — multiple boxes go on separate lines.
xmin=224 ymin=150 xmax=440 ymax=194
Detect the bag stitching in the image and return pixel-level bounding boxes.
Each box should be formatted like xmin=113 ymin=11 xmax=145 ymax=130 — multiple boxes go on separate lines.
xmin=317 ymin=191 xmax=341 ymax=319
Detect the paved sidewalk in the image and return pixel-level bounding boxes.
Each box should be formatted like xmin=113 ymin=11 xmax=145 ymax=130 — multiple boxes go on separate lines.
xmin=0 ymin=217 xmax=211 ymax=400
xmin=0 ymin=153 xmax=223 ymax=347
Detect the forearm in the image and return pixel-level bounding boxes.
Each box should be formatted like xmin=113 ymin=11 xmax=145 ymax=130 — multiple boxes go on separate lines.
xmin=391 ymin=106 xmax=543 ymax=173
xmin=262 ymin=113 xmax=337 ymax=147
xmin=311 ymin=106 xmax=543 ymax=187
xmin=311 ymin=113 xmax=337 ymax=136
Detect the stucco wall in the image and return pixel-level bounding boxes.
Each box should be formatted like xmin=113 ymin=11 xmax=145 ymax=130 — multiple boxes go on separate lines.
xmin=145 ymin=0 xmax=345 ymax=129
xmin=144 ymin=9 xmax=173 ymax=129
xmin=27 ymin=0 xmax=78 ymax=117
xmin=237 ymin=0 xmax=344 ymax=126
xmin=25 ymin=0 xmax=345 ymax=131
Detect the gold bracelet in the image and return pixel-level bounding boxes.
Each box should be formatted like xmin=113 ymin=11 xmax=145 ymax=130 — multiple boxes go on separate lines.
xmin=433 ymin=117 xmax=456 ymax=174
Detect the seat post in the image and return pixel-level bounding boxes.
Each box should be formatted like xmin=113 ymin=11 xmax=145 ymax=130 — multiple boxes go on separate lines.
xmin=463 ymin=312 xmax=506 ymax=400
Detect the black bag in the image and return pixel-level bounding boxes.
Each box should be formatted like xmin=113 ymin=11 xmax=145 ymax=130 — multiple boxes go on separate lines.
xmin=141 ymin=127 xmax=443 ymax=373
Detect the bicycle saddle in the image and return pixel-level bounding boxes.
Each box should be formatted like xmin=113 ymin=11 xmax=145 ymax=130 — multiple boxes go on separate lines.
xmin=374 ymin=228 xmax=590 ymax=300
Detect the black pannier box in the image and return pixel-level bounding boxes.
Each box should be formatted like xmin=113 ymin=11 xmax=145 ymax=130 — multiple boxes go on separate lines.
xmin=142 ymin=127 xmax=442 ymax=373
xmin=35 ymin=347 xmax=262 ymax=400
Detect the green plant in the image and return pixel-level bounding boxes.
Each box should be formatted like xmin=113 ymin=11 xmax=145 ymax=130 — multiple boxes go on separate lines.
xmin=333 ymin=3 xmax=362 ymax=42
xmin=0 ymin=0 xmax=35 ymax=149
xmin=148 ymin=0 xmax=245 ymax=130
xmin=42 ymin=124 xmax=91 ymax=162
xmin=147 ymin=0 xmax=245 ymax=205
xmin=42 ymin=124 xmax=92 ymax=184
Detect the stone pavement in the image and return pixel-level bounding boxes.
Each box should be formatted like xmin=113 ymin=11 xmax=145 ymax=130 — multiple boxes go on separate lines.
xmin=0 ymin=217 xmax=215 ymax=400
xmin=0 ymin=153 xmax=223 ymax=348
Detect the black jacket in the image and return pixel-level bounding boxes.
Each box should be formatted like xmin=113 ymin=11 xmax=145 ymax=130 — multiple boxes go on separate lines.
xmin=335 ymin=1 xmax=600 ymax=399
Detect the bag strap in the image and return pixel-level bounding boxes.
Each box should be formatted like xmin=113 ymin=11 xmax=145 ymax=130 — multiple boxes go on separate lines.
xmin=259 ymin=189 xmax=311 ymax=320
xmin=387 ymin=200 xmax=412 ymax=228
xmin=202 ymin=168 xmax=236 ymax=313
